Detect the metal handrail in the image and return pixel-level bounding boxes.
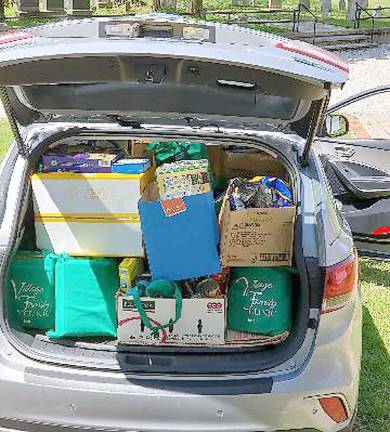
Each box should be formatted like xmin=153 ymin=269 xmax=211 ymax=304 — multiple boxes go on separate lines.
xmin=202 ymin=7 xmax=297 ymax=26
xmin=354 ymin=2 xmax=374 ymax=30
xmin=294 ymin=3 xmax=317 ymax=44
xmin=354 ymin=2 xmax=390 ymax=41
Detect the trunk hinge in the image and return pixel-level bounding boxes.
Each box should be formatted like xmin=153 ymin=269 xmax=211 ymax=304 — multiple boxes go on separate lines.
xmin=300 ymin=94 xmax=330 ymax=166
xmin=0 ymin=87 xmax=28 ymax=158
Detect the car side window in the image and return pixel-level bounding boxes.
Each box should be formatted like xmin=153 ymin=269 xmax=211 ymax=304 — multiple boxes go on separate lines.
xmin=324 ymin=91 xmax=390 ymax=142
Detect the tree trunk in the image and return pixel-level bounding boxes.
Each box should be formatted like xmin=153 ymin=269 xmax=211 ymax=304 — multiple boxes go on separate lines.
xmin=159 ymin=0 xmax=176 ymax=8
xmin=347 ymin=0 xmax=368 ymax=21
xmin=321 ymin=0 xmax=332 ymax=17
xmin=268 ymin=0 xmax=282 ymax=9
xmin=339 ymin=0 xmax=346 ymax=10
xmin=191 ymin=0 xmax=202 ymax=14
xmin=0 ymin=0 xmax=5 ymax=20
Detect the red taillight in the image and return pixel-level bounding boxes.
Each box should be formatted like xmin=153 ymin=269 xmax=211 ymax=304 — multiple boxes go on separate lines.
xmin=321 ymin=252 xmax=359 ymax=313
xmin=372 ymin=225 xmax=390 ymax=236
xmin=319 ymin=396 xmax=349 ymax=423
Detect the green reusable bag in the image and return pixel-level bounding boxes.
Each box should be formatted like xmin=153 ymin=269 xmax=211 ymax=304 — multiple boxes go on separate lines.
xmin=7 ymin=251 xmax=56 ymax=330
xmin=128 ymin=281 xmax=182 ymax=333
xmin=47 ymin=254 xmax=118 ymax=339
xmin=147 ymin=141 xmax=208 ymax=166
xmin=227 ymin=267 xmax=293 ymax=336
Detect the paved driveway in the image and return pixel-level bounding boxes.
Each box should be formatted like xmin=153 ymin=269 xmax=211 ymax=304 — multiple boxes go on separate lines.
xmin=331 ymin=44 xmax=390 ymax=139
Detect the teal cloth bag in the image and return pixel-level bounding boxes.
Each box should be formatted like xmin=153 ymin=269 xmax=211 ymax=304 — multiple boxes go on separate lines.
xmin=147 ymin=141 xmax=208 ymax=166
xmin=47 ymin=254 xmax=118 ymax=339
xmin=227 ymin=267 xmax=293 ymax=336
xmin=7 ymin=250 xmax=56 ymax=330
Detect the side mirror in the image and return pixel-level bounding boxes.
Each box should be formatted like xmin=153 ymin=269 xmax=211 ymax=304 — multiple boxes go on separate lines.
xmin=324 ymin=113 xmax=350 ymax=138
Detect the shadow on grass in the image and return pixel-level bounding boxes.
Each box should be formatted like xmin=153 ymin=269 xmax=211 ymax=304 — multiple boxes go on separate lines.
xmin=354 ymin=305 xmax=390 ymax=431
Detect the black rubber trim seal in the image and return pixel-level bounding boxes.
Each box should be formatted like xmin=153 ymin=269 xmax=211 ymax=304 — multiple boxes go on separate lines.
xmin=131 ymin=376 xmax=273 ymax=394
xmin=24 ymin=365 xmax=272 ymax=395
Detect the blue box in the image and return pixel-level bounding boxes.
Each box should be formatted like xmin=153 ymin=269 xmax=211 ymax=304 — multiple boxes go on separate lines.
xmin=112 ymin=159 xmax=151 ymax=174
xmin=139 ymin=184 xmax=221 ymax=280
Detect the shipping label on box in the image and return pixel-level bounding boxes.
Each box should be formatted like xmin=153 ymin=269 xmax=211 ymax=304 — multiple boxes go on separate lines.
xmin=219 ymin=198 xmax=296 ymax=267
xmin=117 ymin=296 xmax=225 ymax=345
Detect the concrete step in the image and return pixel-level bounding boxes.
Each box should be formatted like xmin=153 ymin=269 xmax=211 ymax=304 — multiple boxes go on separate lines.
xmin=287 ymin=27 xmax=377 ymax=38
xmin=301 ymin=33 xmax=371 ymax=45
xmin=320 ymin=41 xmax=378 ymax=51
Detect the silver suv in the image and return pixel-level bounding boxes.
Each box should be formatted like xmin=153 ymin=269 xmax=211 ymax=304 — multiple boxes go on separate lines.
xmin=1 ymin=15 xmax=389 ymax=432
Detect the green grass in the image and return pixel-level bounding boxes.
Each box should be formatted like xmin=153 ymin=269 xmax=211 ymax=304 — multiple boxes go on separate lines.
xmin=0 ymin=119 xmax=13 ymax=161
xmin=354 ymin=259 xmax=390 ymax=431
xmin=3 ymin=0 xmax=390 ymax=34
xmin=0 ymin=123 xmax=389 ymax=430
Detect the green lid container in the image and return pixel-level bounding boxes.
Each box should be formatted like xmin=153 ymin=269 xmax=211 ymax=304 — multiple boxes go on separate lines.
xmin=7 ymin=251 xmax=56 ymax=330
xmin=227 ymin=267 xmax=293 ymax=336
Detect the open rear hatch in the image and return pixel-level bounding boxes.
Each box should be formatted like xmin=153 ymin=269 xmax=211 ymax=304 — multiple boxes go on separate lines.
xmin=0 ymin=17 xmax=348 ymax=160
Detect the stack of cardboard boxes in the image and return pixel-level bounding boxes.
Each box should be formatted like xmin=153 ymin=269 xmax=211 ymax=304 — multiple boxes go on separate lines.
xmin=8 ymin=139 xmax=296 ymax=348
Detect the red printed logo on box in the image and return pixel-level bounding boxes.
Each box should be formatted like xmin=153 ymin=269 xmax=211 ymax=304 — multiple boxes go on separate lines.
xmin=161 ymin=198 xmax=187 ymax=218
xmin=207 ymin=301 xmax=223 ymax=310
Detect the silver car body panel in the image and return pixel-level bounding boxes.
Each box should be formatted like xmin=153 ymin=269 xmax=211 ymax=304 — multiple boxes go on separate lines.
xmin=0 ymin=120 xmax=359 ymax=432
xmin=0 ymin=19 xmax=359 ymax=432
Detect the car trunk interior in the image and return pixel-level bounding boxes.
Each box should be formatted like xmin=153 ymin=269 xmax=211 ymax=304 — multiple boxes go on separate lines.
xmin=3 ymin=131 xmax=312 ymax=374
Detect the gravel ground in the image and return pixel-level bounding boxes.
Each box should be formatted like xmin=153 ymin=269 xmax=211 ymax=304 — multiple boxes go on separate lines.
xmin=330 ymin=44 xmax=390 ymax=117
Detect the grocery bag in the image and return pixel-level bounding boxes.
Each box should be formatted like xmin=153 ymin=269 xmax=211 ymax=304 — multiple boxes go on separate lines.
xmin=147 ymin=141 xmax=208 ymax=166
xmin=7 ymin=251 xmax=56 ymax=330
xmin=47 ymin=255 xmax=118 ymax=338
xmin=227 ymin=267 xmax=293 ymax=336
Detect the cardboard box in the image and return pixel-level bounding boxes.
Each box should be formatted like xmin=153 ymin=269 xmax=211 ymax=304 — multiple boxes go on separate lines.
xmin=117 ymin=296 xmax=225 ymax=345
xmin=32 ymin=170 xmax=155 ymax=256
xmin=42 ymin=147 xmax=123 ymax=173
xmin=131 ymin=140 xmax=152 ymax=158
xmin=156 ymin=160 xmax=211 ymax=200
xmin=32 ymin=170 xmax=154 ymax=216
xmin=219 ymin=187 xmax=296 ymax=267
xmin=112 ymin=159 xmax=151 ymax=174
xmin=35 ymin=216 xmax=144 ymax=256
xmin=223 ymin=151 xmax=286 ymax=179
xmin=207 ymin=145 xmax=224 ymax=177
xmin=138 ymin=183 xmax=221 ymax=280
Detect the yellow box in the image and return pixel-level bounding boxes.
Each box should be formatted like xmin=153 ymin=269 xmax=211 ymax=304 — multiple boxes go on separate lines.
xmin=118 ymin=258 xmax=144 ymax=293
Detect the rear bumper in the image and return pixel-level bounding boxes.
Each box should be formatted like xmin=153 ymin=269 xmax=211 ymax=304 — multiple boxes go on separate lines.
xmin=0 ymin=288 xmax=361 ymax=432
xmin=0 ymin=412 xmax=357 ymax=432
